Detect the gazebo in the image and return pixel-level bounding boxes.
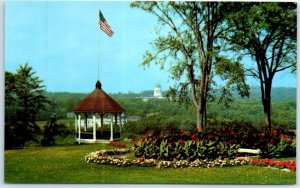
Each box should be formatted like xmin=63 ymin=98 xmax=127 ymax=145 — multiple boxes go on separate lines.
xmin=73 ymin=80 xmax=126 ymax=143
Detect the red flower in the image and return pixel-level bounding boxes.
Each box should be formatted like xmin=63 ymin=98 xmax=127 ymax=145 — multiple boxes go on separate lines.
xmin=276 ymin=161 xmax=285 ymax=168
xmin=107 ymin=141 xmax=126 ymax=148
xmin=140 ymin=156 xmax=145 ymax=162
xmin=191 ymin=134 xmax=198 ymax=142
xmin=131 ymin=141 xmax=138 ymax=145
xmin=178 ymin=139 xmax=185 ymax=144
xmin=250 ymin=159 xmax=296 ymax=171
xmin=268 ymin=159 xmax=275 ymax=166
xmin=285 ymin=138 xmax=293 ymax=143
xmin=180 ymin=129 xmax=186 ymax=134
xmin=229 ymin=130 xmax=236 ymax=135
xmin=222 ymin=127 xmax=227 ymax=132
xmin=268 ymin=139 xmax=275 ymax=145
xmin=280 ymin=134 xmax=286 ymax=139
xmin=272 ymin=129 xmax=278 ymax=135
xmin=140 ymin=137 xmax=145 ymax=142
xmin=288 ymin=165 xmax=296 ymax=171
xmin=250 ymin=159 xmax=260 ymax=165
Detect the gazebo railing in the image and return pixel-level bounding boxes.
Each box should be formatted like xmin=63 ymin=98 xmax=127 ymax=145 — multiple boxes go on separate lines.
xmin=75 ymin=130 xmax=121 ymax=140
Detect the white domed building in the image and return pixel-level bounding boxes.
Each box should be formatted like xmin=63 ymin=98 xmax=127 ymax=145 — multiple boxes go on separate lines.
xmin=153 ymin=83 xmax=163 ymax=98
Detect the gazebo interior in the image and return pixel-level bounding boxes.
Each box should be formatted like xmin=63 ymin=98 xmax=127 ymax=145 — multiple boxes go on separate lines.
xmin=73 ymin=80 xmax=125 ymax=143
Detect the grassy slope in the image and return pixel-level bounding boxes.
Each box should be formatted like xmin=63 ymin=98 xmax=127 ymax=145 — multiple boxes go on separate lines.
xmin=5 ymin=144 xmax=296 ymax=184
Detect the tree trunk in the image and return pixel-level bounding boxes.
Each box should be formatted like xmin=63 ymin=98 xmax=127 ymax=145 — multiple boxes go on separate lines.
xmin=204 ymin=105 xmax=207 ymax=130
xmin=262 ymin=82 xmax=272 ymax=131
xmin=263 ymin=99 xmax=271 ymax=131
xmin=259 ymin=73 xmax=272 ymax=131
xmin=196 ymin=107 xmax=204 ymax=131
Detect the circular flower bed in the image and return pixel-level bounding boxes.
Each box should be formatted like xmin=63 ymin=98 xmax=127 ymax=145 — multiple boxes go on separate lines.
xmin=85 ymin=149 xmax=296 ymax=172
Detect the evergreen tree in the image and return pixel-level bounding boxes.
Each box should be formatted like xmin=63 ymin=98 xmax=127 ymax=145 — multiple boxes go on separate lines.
xmin=5 ymin=63 xmax=49 ymax=147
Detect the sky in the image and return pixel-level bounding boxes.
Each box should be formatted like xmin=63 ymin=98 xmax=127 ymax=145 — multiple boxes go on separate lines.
xmin=5 ymin=1 xmax=297 ymax=93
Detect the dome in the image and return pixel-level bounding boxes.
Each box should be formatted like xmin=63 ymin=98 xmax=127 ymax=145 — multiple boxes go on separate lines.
xmin=154 ymin=83 xmax=161 ymax=88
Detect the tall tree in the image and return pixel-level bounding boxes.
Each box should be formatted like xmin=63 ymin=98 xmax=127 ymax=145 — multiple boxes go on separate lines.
xmin=131 ymin=2 xmax=249 ymax=130
xmin=5 ymin=63 xmax=49 ymax=147
xmin=227 ymin=2 xmax=296 ymax=130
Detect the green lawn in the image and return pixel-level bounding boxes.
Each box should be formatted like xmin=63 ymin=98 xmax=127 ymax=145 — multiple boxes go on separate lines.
xmin=4 ymin=143 xmax=296 ymax=184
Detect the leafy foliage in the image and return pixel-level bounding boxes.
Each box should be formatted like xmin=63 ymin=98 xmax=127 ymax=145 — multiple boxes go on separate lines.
xmin=133 ymin=128 xmax=295 ymax=160
xmin=131 ymin=2 xmax=250 ymax=130
xmin=133 ymin=129 xmax=241 ymax=161
xmin=226 ymin=2 xmax=297 ymax=130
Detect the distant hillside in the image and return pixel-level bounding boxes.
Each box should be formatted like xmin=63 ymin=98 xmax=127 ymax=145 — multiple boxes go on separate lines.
xmin=45 ymin=86 xmax=296 ymax=102
xmin=248 ymin=87 xmax=296 ymax=102
xmin=45 ymin=92 xmax=87 ymax=101
xmin=42 ymin=87 xmax=296 ymax=129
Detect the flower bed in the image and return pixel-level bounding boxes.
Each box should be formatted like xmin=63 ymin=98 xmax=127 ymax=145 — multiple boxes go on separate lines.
xmin=107 ymin=141 xmax=127 ymax=148
xmin=133 ymin=128 xmax=296 ymax=160
xmin=85 ymin=149 xmax=249 ymax=168
xmin=134 ymin=135 xmax=240 ymax=161
xmin=249 ymin=158 xmax=296 ymax=171
xmin=84 ymin=149 xmax=295 ymax=172
xmin=85 ymin=148 xmax=131 ymax=163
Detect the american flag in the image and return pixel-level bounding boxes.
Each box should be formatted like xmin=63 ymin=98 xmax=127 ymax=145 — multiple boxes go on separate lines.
xmin=99 ymin=10 xmax=114 ymax=37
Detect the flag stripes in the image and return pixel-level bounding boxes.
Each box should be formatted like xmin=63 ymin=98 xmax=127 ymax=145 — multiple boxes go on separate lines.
xmin=99 ymin=20 xmax=114 ymax=37
xmin=99 ymin=10 xmax=114 ymax=37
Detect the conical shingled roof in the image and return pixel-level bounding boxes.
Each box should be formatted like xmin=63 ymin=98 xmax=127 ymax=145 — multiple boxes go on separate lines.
xmin=73 ymin=81 xmax=125 ymax=113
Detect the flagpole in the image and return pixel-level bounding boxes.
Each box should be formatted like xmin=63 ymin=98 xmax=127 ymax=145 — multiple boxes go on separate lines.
xmin=97 ymin=34 xmax=100 ymax=81
xmin=98 ymin=9 xmax=114 ymax=82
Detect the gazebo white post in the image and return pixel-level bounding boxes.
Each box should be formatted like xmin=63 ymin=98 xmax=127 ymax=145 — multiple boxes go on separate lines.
xmin=74 ymin=113 xmax=77 ymax=137
xmin=78 ymin=114 xmax=81 ymax=144
xmin=110 ymin=114 xmax=114 ymax=141
xmin=84 ymin=113 xmax=87 ymax=132
xmin=93 ymin=115 xmax=96 ymax=141
xmin=119 ymin=113 xmax=122 ymax=134
xmin=100 ymin=113 xmax=103 ymax=128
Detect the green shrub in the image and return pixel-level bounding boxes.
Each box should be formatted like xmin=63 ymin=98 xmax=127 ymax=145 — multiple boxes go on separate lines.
xmin=41 ymin=116 xmax=69 ymax=146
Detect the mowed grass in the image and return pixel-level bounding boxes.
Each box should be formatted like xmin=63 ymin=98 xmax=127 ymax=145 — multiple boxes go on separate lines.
xmin=5 ymin=144 xmax=296 ymax=184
